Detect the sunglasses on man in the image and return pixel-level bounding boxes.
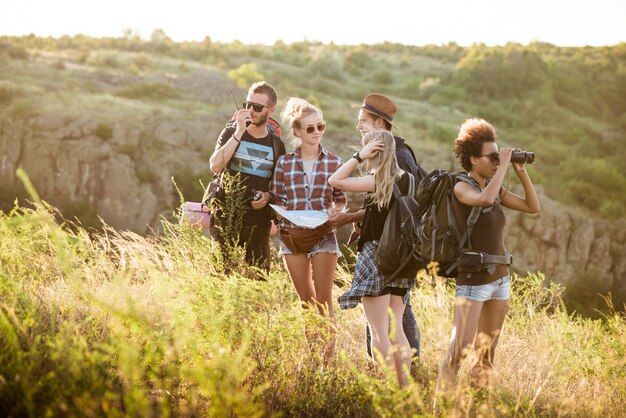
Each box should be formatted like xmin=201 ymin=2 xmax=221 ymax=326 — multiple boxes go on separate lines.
xmin=304 ymin=123 xmax=326 ymax=134
xmin=242 ymin=101 xmax=269 ymax=112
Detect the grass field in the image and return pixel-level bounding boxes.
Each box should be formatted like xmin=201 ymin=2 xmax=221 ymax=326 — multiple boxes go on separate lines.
xmin=1 ymin=177 xmax=624 ymax=417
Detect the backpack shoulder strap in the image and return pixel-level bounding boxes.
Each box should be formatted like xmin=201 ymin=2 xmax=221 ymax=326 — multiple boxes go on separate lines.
xmin=270 ymin=131 xmax=285 ymax=168
xmin=453 ymin=172 xmax=483 ymax=249
xmin=400 ymin=138 xmax=418 ymax=165
xmin=392 ymin=172 xmax=415 ymax=199
xmin=455 ymin=172 xmax=480 ymax=190
xmin=407 ymin=172 xmax=416 ymax=196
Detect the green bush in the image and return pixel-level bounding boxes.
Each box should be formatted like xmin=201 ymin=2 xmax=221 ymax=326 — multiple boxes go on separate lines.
xmin=58 ymin=198 xmax=103 ymax=231
xmin=0 ymin=42 xmax=28 ymax=60
xmin=371 ymin=69 xmax=393 ymax=85
xmin=309 ymin=51 xmax=344 ymax=81
xmin=0 ymin=80 xmax=20 ymax=104
xmin=227 ymin=63 xmax=264 ymax=89
xmin=558 ymin=157 xmax=626 ymax=219
xmin=429 ymin=124 xmax=457 ymax=143
xmin=455 ymin=45 xmax=548 ymax=99
xmin=343 ymin=49 xmax=373 ymax=75
xmin=114 ymin=82 xmax=181 ymax=101
xmin=85 ymin=49 xmax=122 ymax=68
xmin=94 ymin=123 xmax=113 ymax=140
xmin=171 ymin=167 xmax=211 ymax=205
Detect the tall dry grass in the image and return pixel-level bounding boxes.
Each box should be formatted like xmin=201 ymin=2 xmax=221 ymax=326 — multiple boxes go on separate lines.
xmin=1 ymin=176 xmax=624 ymax=416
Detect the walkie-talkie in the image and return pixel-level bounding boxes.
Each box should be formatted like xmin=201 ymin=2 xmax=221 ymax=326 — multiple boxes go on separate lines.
xmin=231 ymin=91 xmax=252 ymax=127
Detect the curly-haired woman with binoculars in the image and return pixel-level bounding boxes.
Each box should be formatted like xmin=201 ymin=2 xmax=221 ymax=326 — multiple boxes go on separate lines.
xmin=436 ymin=118 xmax=540 ymax=394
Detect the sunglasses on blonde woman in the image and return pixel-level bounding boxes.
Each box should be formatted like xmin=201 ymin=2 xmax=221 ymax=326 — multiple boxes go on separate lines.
xmin=305 ymin=123 xmax=326 ymax=134
xmin=478 ymin=152 xmax=500 ymax=163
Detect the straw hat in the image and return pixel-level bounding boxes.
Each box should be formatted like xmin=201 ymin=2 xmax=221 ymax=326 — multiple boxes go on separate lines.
xmin=351 ymin=93 xmax=397 ymax=128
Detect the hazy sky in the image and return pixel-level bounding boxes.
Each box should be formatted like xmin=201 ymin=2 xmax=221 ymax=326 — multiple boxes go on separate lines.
xmin=2 ymin=0 xmax=625 ymax=46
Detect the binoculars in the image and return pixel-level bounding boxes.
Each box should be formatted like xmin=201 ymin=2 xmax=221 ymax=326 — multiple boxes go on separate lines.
xmin=511 ymin=150 xmax=535 ymax=164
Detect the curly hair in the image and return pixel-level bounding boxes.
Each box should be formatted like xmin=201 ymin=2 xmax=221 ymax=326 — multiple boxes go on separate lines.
xmin=454 ymin=118 xmax=497 ymax=171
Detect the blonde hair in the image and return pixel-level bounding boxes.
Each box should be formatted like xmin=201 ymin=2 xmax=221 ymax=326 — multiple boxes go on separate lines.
xmin=361 ymin=130 xmax=400 ymax=209
xmin=280 ymin=97 xmax=323 ymax=147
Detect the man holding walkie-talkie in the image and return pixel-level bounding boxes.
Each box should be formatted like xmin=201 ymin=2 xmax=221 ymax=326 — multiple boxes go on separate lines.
xmin=209 ymin=81 xmax=286 ymax=273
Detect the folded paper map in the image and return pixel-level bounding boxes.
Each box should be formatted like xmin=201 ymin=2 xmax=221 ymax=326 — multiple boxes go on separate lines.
xmin=269 ymin=205 xmax=328 ymax=229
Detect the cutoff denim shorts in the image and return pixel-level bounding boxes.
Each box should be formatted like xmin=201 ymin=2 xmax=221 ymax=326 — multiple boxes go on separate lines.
xmin=455 ymin=275 xmax=511 ymax=302
xmin=279 ymin=232 xmax=342 ymax=258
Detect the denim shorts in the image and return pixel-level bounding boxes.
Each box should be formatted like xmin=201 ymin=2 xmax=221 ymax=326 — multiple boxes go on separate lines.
xmin=455 ymin=275 xmax=511 ymax=302
xmin=279 ymin=232 xmax=342 ymax=258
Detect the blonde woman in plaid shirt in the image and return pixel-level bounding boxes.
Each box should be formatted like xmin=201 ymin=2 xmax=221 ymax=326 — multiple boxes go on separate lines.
xmin=272 ymin=98 xmax=347 ymax=362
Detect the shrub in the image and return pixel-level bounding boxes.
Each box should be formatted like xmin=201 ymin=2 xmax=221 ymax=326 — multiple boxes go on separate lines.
xmin=0 ymin=42 xmax=28 ymax=60
xmin=343 ymin=49 xmax=373 ymax=75
xmin=227 ymin=63 xmax=264 ymax=89
xmin=114 ymin=82 xmax=181 ymax=101
xmin=309 ymin=51 xmax=344 ymax=80
xmin=371 ymin=69 xmax=393 ymax=85
xmin=85 ymin=49 xmax=122 ymax=68
xmin=94 ymin=123 xmax=113 ymax=140
xmin=171 ymin=167 xmax=211 ymax=205
xmin=455 ymin=46 xmax=548 ymax=99
xmin=0 ymin=80 xmax=20 ymax=104
xmin=429 ymin=124 xmax=456 ymax=143
xmin=132 ymin=52 xmax=151 ymax=69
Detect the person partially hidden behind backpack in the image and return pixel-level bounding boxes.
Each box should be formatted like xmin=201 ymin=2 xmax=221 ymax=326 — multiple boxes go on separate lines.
xmin=326 ymin=93 xmax=426 ymax=361
xmin=209 ymin=81 xmax=286 ymax=273
xmin=436 ymin=118 xmax=540 ymax=396
xmin=329 ymin=130 xmax=416 ymax=388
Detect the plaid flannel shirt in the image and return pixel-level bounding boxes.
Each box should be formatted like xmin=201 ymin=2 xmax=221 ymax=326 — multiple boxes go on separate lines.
xmin=272 ymin=145 xmax=347 ymax=229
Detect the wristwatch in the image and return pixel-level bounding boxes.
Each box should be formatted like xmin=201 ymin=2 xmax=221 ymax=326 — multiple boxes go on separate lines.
xmin=352 ymin=151 xmax=363 ymax=163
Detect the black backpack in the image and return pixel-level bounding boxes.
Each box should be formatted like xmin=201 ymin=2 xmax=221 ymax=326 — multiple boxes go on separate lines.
xmin=375 ymin=173 xmax=424 ymax=282
xmin=415 ymin=170 xmax=482 ymax=278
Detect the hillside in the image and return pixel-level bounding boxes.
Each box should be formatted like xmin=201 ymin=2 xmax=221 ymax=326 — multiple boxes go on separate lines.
xmin=1 ymin=35 xmax=626 ymax=314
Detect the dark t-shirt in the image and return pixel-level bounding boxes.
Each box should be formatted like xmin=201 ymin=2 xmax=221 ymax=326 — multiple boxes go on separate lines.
xmin=215 ymin=126 xmax=285 ymax=225
xmin=452 ymin=186 xmax=509 ymax=285
xmin=395 ymin=136 xmax=427 ymax=184
xmin=358 ymin=172 xmax=415 ymax=250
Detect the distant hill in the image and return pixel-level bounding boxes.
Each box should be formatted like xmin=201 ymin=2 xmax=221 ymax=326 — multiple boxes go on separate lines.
xmin=0 ymin=35 xmax=625 ymax=314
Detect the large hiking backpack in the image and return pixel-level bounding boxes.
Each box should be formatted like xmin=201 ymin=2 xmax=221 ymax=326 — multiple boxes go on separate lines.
xmin=415 ymin=170 xmax=482 ymax=278
xmin=375 ymin=173 xmax=424 ymax=282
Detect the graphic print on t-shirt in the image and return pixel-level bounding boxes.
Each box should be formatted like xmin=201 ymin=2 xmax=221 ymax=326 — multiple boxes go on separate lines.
xmin=230 ymin=141 xmax=274 ymax=179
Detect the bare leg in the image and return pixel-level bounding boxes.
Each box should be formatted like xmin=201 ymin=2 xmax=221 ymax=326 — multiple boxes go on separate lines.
xmin=283 ymin=253 xmax=320 ymax=354
xmin=390 ymin=295 xmax=411 ymax=387
xmin=470 ymin=299 xmax=508 ymax=389
xmin=311 ymin=252 xmax=339 ymax=364
xmin=362 ymin=295 xmax=393 ymax=369
xmin=436 ymin=297 xmax=484 ymax=392
xmin=283 ymin=254 xmax=315 ymax=307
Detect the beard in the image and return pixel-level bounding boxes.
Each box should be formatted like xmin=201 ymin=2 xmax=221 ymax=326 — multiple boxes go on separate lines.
xmin=252 ymin=112 xmax=268 ymax=127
